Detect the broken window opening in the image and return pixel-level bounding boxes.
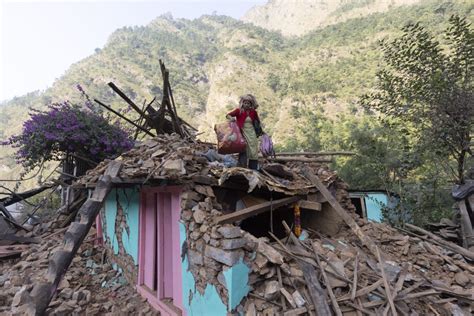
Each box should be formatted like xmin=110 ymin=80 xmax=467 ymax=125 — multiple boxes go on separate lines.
xmin=350 ymin=197 xmax=364 ymax=218
xmin=240 ymin=206 xmax=295 ymax=239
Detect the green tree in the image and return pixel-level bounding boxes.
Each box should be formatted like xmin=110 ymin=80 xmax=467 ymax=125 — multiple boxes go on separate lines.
xmin=361 ymin=15 xmax=473 ymax=184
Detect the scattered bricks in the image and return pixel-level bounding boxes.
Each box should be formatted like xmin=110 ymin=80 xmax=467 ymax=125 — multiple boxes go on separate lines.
xmin=264 ymin=280 xmax=280 ymax=300
xmin=192 ymin=208 xmax=207 ymax=224
xmin=188 ymin=250 xmax=204 ymax=266
xmin=221 ymin=238 xmax=247 ymax=250
xmin=217 ymin=226 xmax=242 ymax=239
xmin=257 ymin=240 xmax=284 ymax=265
xmin=205 ymin=246 xmax=243 ymax=266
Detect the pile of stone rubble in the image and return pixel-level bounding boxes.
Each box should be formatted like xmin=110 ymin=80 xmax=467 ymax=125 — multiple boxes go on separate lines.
xmin=2 ymin=134 xmax=473 ymax=315
xmin=0 ymin=224 xmax=157 ymax=315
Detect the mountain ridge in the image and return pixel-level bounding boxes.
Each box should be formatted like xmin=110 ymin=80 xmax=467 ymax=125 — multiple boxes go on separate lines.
xmin=0 ymin=0 xmax=472 ymax=190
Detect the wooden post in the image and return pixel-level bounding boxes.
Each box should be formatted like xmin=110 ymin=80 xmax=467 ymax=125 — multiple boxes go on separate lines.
xmin=214 ymin=196 xmax=301 ymax=225
xmin=29 ymin=161 xmax=122 ymax=315
xmin=302 ymin=167 xmax=381 ymax=259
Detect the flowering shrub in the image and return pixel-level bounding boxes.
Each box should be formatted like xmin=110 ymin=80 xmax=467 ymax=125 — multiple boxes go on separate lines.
xmin=3 ymin=100 xmax=134 ymax=170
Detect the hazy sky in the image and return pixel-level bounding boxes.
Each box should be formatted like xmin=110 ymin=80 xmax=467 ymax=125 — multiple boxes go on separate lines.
xmin=0 ymin=0 xmax=266 ymax=102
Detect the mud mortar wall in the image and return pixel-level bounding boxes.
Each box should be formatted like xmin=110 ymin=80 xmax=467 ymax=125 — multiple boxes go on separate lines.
xmin=179 ymin=184 xmax=255 ymax=314
xmin=100 ymin=188 xmax=140 ymax=285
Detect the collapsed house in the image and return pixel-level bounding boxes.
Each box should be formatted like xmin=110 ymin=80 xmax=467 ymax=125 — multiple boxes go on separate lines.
xmin=7 ymin=132 xmax=470 ymax=316
xmin=3 ymin=62 xmax=473 ymax=315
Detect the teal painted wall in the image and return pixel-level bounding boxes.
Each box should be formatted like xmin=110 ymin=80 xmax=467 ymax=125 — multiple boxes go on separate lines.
xmin=365 ymin=193 xmax=388 ymax=222
xmin=223 ymin=259 xmax=250 ymax=311
xmin=103 ymin=188 xmax=140 ymax=264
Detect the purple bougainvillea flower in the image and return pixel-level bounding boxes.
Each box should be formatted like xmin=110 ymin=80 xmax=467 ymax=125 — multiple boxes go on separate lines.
xmin=2 ymin=94 xmax=134 ymax=170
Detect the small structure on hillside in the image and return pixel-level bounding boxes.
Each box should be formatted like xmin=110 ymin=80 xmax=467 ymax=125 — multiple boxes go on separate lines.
xmin=349 ymin=190 xmax=400 ymax=223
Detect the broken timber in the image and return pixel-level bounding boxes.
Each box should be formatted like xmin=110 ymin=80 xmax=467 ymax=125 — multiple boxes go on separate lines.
xmin=214 ymin=196 xmax=301 ymax=224
xmin=29 ymin=161 xmax=122 ymax=315
xmin=302 ymin=167 xmax=381 ymax=259
xmin=405 ymin=223 xmax=474 ymax=261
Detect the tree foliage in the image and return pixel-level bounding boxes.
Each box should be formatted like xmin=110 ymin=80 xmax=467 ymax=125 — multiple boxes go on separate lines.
xmin=2 ymin=99 xmax=134 ymax=171
xmin=362 ymin=15 xmax=473 ymax=183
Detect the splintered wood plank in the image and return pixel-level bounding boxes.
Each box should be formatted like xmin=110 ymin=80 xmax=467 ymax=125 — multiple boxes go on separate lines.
xmin=458 ymin=199 xmax=474 ymax=249
xmin=302 ymin=167 xmax=381 ymax=259
xmin=351 ymin=254 xmax=359 ymax=301
xmin=405 ymin=223 xmax=474 ymax=260
xmin=214 ymin=196 xmax=301 ymax=224
xmin=300 ymin=261 xmax=332 ymax=316
xmin=376 ymin=246 xmax=397 ymax=316
xmin=312 ymin=243 xmax=343 ymax=316
xmin=298 ymin=200 xmax=322 ymax=211
xmin=337 ymin=279 xmax=384 ymax=302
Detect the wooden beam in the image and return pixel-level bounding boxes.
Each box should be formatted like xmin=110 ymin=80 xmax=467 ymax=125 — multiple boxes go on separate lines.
xmin=275 ymin=151 xmax=356 ymax=156
xmin=405 ymin=223 xmax=474 ymax=260
xmin=302 ymin=167 xmax=381 ymax=259
xmin=458 ymin=199 xmax=474 ymax=249
xmin=300 ymin=261 xmax=332 ymax=316
xmin=0 ymin=184 xmax=55 ymax=207
xmin=267 ymin=157 xmax=332 ymax=163
xmin=214 ymin=196 xmax=301 ymax=225
xmin=298 ymin=200 xmax=321 ymax=211
xmin=108 ymin=82 xmax=147 ymax=118
xmin=94 ymin=99 xmax=155 ymax=136
xmin=376 ymin=246 xmax=396 ymax=315
xmin=312 ymin=243 xmax=343 ymax=316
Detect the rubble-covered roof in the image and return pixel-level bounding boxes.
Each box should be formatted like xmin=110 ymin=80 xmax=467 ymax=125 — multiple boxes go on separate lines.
xmin=75 ymin=133 xmax=338 ymax=196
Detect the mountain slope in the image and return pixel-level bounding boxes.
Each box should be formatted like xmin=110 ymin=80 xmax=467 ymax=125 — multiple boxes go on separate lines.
xmin=0 ymin=0 xmax=472 ymax=189
xmin=242 ymin=0 xmax=422 ymax=36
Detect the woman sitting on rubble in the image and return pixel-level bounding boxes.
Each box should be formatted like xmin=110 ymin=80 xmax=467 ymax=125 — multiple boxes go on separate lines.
xmin=226 ymin=94 xmax=264 ymax=170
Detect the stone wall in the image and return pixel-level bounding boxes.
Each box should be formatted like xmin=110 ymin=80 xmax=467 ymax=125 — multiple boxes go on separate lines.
xmin=100 ymin=188 xmax=140 ymax=286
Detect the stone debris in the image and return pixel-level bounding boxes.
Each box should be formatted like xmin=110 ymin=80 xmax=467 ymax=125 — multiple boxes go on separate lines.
xmin=2 ymin=134 xmax=472 ymax=316
xmin=0 ymin=225 xmax=158 ymax=316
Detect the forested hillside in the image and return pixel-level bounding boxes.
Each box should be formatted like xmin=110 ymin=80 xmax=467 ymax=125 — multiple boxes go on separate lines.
xmin=1 ymin=0 xmax=472 ymax=224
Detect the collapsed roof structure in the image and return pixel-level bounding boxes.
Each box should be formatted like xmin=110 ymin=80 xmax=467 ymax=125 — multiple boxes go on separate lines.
xmin=2 ymin=62 xmax=473 ymax=316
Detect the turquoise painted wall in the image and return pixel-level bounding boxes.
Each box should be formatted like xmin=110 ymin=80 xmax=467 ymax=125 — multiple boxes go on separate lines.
xmin=365 ymin=193 xmax=388 ymax=222
xmin=180 ymin=223 xmax=250 ymax=315
xmin=180 ymin=223 xmax=227 ymax=316
xmin=223 ymin=259 xmax=250 ymax=311
xmin=103 ymin=188 xmax=140 ymax=264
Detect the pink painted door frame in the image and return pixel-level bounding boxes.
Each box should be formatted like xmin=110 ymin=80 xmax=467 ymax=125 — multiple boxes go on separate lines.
xmin=137 ymin=186 xmax=183 ymax=316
